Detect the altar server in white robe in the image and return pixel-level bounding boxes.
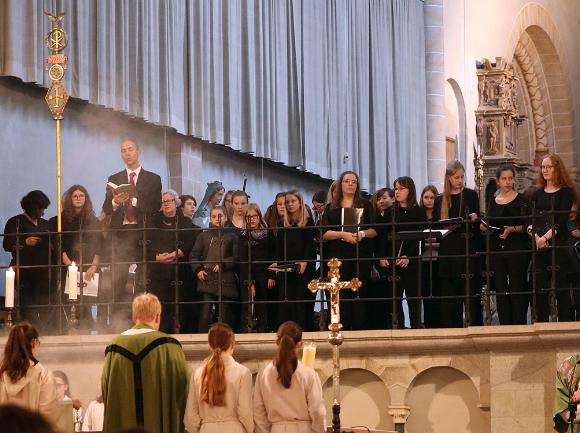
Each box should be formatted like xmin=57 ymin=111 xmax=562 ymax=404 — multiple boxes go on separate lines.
xmin=253 ymin=321 xmax=327 ymax=433
xmin=184 ymin=323 xmax=253 ymax=433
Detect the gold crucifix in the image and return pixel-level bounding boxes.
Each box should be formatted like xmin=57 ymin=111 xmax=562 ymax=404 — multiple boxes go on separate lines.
xmin=308 ymin=257 xmax=361 ymax=332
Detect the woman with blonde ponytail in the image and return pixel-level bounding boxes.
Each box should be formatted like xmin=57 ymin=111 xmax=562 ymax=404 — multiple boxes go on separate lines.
xmin=184 ymin=323 xmax=253 ymax=433
xmin=253 ymin=321 xmax=326 ymax=433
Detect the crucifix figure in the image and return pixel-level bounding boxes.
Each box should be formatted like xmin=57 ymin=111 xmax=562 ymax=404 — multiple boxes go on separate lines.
xmin=308 ymin=257 xmax=361 ymax=433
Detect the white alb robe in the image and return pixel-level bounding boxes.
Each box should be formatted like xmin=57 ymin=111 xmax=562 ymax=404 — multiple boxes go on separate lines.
xmin=253 ymin=361 xmax=326 ymax=433
xmin=184 ymin=354 xmax=253 ymax=433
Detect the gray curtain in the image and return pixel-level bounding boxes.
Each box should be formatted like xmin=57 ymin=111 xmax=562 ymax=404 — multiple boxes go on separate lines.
xmin=0 ymin=0 xmax=427 ymax=190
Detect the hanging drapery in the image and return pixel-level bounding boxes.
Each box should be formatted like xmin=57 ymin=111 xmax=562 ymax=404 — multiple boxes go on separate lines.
xmin=0 ymin=0 xmax=427 ymax=190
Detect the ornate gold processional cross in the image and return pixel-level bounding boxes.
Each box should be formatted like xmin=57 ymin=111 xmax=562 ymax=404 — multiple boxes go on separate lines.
xmin=308 ymin=257 xmax=361 ymax=331
xmin=307 ymin=257 xmax=362 ymax=433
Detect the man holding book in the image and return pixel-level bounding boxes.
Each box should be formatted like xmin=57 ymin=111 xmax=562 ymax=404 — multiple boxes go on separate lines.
xmin=102 ymin=138 xmax=162 ymax=328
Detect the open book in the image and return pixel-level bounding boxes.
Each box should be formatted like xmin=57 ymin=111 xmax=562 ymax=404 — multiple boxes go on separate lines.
xmin=107 ymin=181 xmax=138 ymax=198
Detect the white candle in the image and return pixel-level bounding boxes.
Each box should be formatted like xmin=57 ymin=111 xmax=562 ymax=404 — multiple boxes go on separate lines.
xmin=302 ymin=343 xmax=317 ymax=368
xmin=5 ymin=267 xmax=15 ymax=308
xmin=68 ymin=262 xmax=78 ymax=300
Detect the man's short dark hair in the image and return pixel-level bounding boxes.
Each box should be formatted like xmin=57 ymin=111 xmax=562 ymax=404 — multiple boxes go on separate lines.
xmin=312 ymin=190 xmax=327 ymax=204
xmin=20 ymin=190 xmax=50 ymax=216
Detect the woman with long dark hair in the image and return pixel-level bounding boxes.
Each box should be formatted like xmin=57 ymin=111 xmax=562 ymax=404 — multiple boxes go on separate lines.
xmin=434 ymin=160 xmax=480 ymax=328
xmin=184 ymin=323 xmax=253 ymax=433
xmin=264 ymin=192 xmax=286 ymax=235
xmin=253 ymin=321 xmax=326 ymax=433
xmin=3 ymin=191 xmax=51 ymax=326
xmin=50 ymin=185 xmax=102 ymax=330
xmin=528 ymin=154 xmax=576 ymax=322
xmin=420 ymin=185 xmax=441 ymax=328
xmin=321 ymin=171 xmax=377 ymax=330
xmin=378 ymin=177 xmax=426 ymax=328
xmin=481 ymin=164 xmax=529 ymax=325
xmin=0 ymin=322 xmax=57 ymax=421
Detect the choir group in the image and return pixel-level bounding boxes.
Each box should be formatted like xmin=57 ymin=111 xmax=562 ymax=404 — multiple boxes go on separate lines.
xmin=3 ymin=138 xmax=580 ymax=333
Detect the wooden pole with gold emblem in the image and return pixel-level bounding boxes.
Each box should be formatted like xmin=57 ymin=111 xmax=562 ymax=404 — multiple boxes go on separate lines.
xmin=44 ymin=11 xmax=77 ymax=333
xmin=308 ymin=258 xmax=362 ymax=433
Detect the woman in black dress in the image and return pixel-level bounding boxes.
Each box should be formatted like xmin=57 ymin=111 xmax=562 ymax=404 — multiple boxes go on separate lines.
xmin=238 ymin=203 xmax=276 ymax=331
xmin=3 ymin=190 xmax=51 ymax=327
xmin=275 ymin=190 xmax=316 ymax=330
xmin=527 ymin=154 xmax=576 ymax=322
xmin=420 ymin=185 xmax=440 ymax=328
xmin=378 ymin=177 xmax=426 ymax=328
xmin=50 ymin=185 xmax=102 ymax=330
xmin=481 ymin=164 xmax=529 ymax=325
xmin=148 ymin=190 xmax=198 ymax=333
xmin=321 ymin=171 xmax=377 ymax=330
xmin=434 ymin=160 xmax=480 ymax=328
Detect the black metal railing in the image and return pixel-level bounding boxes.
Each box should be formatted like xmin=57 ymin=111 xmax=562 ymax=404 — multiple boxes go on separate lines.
xmin=1 ymin=206 xmax=579 ymax=335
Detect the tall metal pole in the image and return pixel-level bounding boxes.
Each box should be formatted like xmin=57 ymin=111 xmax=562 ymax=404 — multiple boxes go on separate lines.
xmin=45 ymin=10 xmax=73 ymax=332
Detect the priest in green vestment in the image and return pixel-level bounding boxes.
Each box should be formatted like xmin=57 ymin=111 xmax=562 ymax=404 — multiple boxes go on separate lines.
xmin=102 ymin=293 xmax=191 ymax=433
xmin=553 ymin=353 xmax=580 ymax=433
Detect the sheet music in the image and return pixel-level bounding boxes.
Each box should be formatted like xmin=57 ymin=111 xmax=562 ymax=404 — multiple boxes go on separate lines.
xmin=64 ymin=272 xmax=99 ymax=297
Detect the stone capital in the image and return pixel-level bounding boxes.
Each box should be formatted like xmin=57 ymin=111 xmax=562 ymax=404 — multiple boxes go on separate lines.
xmin=388 ymin=405 xmax=411 ymax=424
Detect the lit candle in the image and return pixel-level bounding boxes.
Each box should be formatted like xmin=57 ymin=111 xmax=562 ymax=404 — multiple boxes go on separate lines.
xmin=302 ymin=342 xmax=317 ymax=368
xmin=5 ymin=267 xmax=15 ymax=308
xmin=68 ymin=262 xmax=78 ymax=300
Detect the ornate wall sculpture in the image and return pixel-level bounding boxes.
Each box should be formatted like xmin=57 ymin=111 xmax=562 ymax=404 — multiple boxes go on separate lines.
xmin=475 ymin=58 xmax=530 ymax=209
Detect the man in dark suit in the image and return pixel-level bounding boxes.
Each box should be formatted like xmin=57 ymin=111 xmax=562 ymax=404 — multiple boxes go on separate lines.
xmin=102 ymin=138 xmax=162 ymax=329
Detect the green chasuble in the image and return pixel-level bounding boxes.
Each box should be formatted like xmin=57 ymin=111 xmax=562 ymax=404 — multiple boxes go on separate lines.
xmin=101 ymin=324 xmax=191 ymax=433
xmin=554 ymin=353 xmax=580 ymax=433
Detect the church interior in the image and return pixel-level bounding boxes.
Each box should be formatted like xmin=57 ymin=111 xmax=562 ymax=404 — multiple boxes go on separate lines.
xmin=1 ymin=1 xmax=580 ymax=432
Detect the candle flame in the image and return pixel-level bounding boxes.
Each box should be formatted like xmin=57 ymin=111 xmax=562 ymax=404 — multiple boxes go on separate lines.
xmin=8 ymin=267 xmax=13 ymax=272
xmin=71 ymin=261 xmax=76 ymax=267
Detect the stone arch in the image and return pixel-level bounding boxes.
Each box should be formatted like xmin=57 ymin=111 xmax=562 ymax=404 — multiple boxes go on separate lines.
xmin=404 ymin=366 xmax=489 ymax=433
xmin=445 ymin=78 xmax=468 ymax=166
xmin=506 ymin=3 xmax=577 ymax=175
xmin=322 ymin=368 xmax=394 ymax=431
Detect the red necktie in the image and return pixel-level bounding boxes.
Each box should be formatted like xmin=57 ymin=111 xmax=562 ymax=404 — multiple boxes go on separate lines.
xmin=126 ymin=172 xmax=136 ymax=223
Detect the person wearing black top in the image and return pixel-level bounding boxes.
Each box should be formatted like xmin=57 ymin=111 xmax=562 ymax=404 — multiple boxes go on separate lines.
xmin=148 ymin=190 xmax=199 ymax=333
xmin=420 ymin=185 xmax=440 ymax=328
xmin=275 ymin=190 xmax=317 ymax=331
xmin=237 ymin=204 xmax=276 ymax=332
xmin=567 ymin=206 xmax=580 ymax=319
xmin=321 ymin=171 xmax=377 ymax=330
xmin=434 ymin=160 xmax=480 ymax=328
xmin=527 ymin=154 xmax=576 ymax=322
xmin=3 ymin=190 xmax=51 ymax=327
xmin=480 ymin=164 xmax=529 ymax=325
xmin=49 ymin=185 xmax=102 ymax=331
xmin=190 ymin=207 xmax=238 ymax=332
xmin=367 ymin=187 xmax=394 ymax=329
xmin=378 ymin=177 xmax=426 ymax=328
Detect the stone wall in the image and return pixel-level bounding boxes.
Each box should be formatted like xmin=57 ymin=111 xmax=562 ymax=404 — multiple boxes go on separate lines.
xmin=10 ymin=323 xmax=580 ymax=433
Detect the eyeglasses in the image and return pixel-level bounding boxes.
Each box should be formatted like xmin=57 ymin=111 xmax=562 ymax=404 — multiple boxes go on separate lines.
xmin=162 ymin=199 xmax=176 ymax=204
xmin=246 ymin=214 xmax=259 ymax=219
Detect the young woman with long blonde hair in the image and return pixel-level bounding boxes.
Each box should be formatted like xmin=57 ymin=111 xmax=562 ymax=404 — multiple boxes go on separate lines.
xmin=434 ymin=160 xmax=480 ymax=328
xmin=275 ymin=190 xmax=316 ymax=330
xmin=184 ymin=323 xmax=253 ymax=433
